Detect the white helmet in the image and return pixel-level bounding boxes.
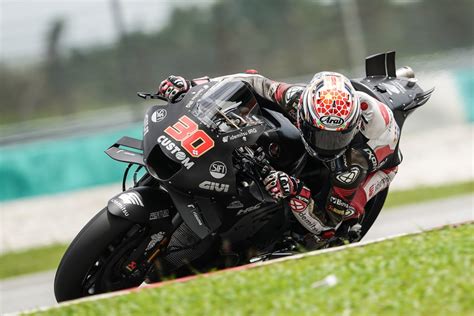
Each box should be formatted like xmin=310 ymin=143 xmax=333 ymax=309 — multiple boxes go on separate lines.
xmin=297 ymin=72 xmax=361 ymax=161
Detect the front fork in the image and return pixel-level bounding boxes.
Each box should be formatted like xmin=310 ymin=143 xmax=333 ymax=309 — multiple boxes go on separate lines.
xmin=119 ymin=213 xmax=183 ymax=281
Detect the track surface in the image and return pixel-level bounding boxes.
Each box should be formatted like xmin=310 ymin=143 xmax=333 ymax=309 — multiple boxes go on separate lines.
xmin=1 ymin=194 xmax=473 ymax=314
xmin=2 ymin=125 xmax=473 ymax=254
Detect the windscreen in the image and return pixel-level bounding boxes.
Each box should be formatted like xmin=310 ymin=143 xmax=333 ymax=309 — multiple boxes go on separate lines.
xmin=190 ymin=80 xmax=261 ymax=133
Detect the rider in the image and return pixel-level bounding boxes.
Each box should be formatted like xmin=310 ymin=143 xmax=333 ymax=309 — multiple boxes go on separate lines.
xmin=157 ymin=71 xmax=400 ymax=244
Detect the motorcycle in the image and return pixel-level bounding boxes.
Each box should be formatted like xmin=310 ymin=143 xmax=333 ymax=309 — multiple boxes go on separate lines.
xmin=54 ymin=51 xmax=433 ymax=302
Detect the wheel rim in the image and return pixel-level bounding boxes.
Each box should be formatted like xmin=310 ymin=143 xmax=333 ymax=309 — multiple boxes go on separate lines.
xmin=80 ymin=225 xmax=148 ymax=296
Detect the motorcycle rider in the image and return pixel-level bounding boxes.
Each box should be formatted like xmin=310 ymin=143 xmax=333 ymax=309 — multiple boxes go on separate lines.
xmin=157 ymin=71 xmax=400 ymax=245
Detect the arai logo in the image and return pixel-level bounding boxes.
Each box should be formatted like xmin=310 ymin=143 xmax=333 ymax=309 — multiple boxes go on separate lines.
xmin=152 ymin=109 xmax=167 ymax=123
xmin=320 ymin=116 xmax=344 ymax=127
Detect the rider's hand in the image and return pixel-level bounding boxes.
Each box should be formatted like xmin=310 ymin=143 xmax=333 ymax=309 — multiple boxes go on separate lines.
xmin=157 ymin=75 xmax=190 ymax=102
xmin=263 ymin=170 xmax=299 ymax=200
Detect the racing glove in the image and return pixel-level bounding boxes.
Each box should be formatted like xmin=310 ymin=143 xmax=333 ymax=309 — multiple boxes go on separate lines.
xmin=157 ymin=75 xmax=190 ymax=102
xmin=263 ymin=170 xmax=301 ymax=200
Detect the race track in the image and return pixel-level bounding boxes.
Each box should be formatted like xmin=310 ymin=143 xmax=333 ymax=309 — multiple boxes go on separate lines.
xmin=1 ymin=194 xmax=473 ymax=314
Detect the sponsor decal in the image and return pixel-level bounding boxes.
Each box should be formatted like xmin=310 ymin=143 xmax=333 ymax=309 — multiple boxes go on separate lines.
xmin=118 ymin=192 xmax=144 ymax=207
xmin=226 ymin=200 xmax=244 ymax=209
xmin=165 ymin=115 xmax=214 ymax=157
xmin=199 ymin=181 xmax=230 ymax=193
xmin=363 ymin=148 xmax=378 ymax=170
xmin=331 ymin=207 xmax=355 ymax=217
xmin=149 ymin=209 xmax=170 ymax=221
xmin=110 ymin=199 xmax=130 ymax=217
xmin=328 ymin=196 xmax=355 ymax=217
xmin=368 ymin=175 xmax=392 ymax=199
xmin=294 ymin=211 xmax=328 ymax=235
xmin=222 ymin=127 xmax=258 ymax=143
xmin=209 ymin=161 xmax=227 ymax=179
xmin=151 ymin=109 xmax=167 ymax=122
xmin=289 ymin=196 xmax=309 ymax=213
xmin=110 ymin=192 xmax=144 ymax=217
xmin=157 ymin=135 xmax=195 ymax=169
xmin=335 ymin=167 xmax=361 ymax=185
xmin=186 ymin=203 xmax=204 ymax=226
xmin=145 ymin=232 xmax=166 ymax=251
xmin=236 ymin=203 xmax=261 ymax=216
xmin=320 ymin=115 xmax=344 ymax=127
xmin=144 ymin=114 xmax=149 ymax=135
xmin=192 ymin=211 xmax=203 ymax=226
xmin=116 ymin=149 xmax=136 ymax=157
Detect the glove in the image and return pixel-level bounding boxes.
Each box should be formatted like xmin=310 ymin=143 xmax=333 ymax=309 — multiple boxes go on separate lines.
xmin=157 ymin=75 xmax=190 ymax=102
xmin=263 ymin=171 xmax=300 ymax=200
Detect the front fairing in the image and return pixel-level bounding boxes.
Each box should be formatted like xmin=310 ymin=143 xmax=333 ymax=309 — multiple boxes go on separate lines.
xmin=142 ymin=80 xmax=266 ymax=197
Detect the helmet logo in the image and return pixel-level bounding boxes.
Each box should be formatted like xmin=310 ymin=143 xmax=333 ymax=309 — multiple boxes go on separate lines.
xmin=320 ymin=115 xmax=344 ymax=127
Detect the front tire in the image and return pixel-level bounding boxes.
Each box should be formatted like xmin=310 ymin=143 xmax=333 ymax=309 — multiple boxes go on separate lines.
xmin=54 ymin=208 xmax=140 ymax=302
xmin=359 ymin=188 xmax=389 ymax=239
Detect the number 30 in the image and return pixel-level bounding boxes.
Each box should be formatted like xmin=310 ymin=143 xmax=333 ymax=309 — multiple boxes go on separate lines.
xmin=164 ymin=116 xmax=214 ymax=157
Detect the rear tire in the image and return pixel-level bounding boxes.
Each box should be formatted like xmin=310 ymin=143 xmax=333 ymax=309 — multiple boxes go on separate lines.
xmin=54 ymin=208 xmax=138 ymax=302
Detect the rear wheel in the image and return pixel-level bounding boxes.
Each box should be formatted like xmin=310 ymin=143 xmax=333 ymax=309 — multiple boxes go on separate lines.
xmin=54 ymin=208 xmax=146 ymax=302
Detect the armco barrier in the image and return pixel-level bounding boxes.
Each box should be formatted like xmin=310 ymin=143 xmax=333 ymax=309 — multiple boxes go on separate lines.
xmin=0 ymin=124 xmax=142 ymax=201
xmin=455 ymin=68 xmax=474 ymax=122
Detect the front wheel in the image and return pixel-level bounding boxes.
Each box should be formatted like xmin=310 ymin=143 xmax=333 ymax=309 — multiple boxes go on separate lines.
xmin=359 ymin=188 xmax=389 ymax=239
xmin=54 ymin=208 xmax=145 ymax=302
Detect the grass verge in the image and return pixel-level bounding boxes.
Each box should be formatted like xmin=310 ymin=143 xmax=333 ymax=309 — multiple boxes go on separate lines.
xmin=32 ymin=224 xmax=474 ymax=316
xmin=0 ymin=244 xmax=66 ymax=280
xmin=384 ymin=180 xmax=473 ymax=209
xmin=1 ymin=180 xmax=472 ymax=280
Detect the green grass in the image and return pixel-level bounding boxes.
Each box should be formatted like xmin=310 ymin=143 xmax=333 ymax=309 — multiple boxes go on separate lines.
xmin=0 ymin=244 xmax=67 ymax=280
xmin=384 ymin=180 xmax=474 ymax=209
xmin=33 ymin=224 xmax=474 ymax=316
xmin=1 ymin=180 xmax=472 ymax=280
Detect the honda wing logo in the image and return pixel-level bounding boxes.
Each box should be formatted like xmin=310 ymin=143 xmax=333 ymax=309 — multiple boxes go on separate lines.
xmin=118 ymin=192 xmax=144 ymax=207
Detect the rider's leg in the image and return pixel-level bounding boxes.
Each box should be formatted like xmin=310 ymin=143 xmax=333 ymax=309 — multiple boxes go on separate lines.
xmin=350 ymin=166 xmax=398 ymax=217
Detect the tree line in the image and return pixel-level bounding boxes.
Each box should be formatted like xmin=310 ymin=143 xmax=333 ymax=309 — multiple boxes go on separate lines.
xmin=1 ymin=0 xmax=472 ymax=124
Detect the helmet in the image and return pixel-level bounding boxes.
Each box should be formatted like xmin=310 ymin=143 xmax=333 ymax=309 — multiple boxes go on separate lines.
xmin=297 ymin=72 xmax=360 ymax=161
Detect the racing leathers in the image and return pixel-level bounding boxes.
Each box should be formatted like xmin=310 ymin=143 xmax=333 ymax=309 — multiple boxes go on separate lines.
xmin=158 ymin=71 xmax=401 ymax=238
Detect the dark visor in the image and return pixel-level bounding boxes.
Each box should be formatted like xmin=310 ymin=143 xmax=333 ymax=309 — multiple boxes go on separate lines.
xmin=300 ymin=120 xmax=357 ymax=159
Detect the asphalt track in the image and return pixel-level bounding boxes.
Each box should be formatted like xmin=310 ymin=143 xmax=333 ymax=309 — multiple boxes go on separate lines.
xmin=1 ymin=194 xmax=473 ymax=314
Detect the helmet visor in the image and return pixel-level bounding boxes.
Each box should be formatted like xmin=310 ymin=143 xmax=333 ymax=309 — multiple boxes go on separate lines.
xmin=300 ymin=120 xmax=357 ymax=160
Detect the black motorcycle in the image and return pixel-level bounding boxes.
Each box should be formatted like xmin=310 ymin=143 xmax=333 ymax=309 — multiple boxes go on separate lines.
xmin=54 ymin=52 xmax=433 ymax=302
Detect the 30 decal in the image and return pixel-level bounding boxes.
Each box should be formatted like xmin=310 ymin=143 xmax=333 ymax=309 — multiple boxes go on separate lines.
xmin=164 ymin=115 xmax=214 ymax=157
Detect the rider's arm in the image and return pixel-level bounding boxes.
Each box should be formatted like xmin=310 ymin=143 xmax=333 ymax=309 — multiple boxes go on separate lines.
xmin=356 ymin=91 xmax=400 ymax=168
xmin=203 ymin=72 xmax=305 ymax=120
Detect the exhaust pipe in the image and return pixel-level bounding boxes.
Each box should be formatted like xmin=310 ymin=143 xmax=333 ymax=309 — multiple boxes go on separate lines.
xmin=396 ymin=66 xmax=415 ymax=79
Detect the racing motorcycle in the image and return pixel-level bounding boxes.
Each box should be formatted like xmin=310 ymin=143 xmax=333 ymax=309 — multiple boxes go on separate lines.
xmin=54 ymin=51 xmax=433 ymax=302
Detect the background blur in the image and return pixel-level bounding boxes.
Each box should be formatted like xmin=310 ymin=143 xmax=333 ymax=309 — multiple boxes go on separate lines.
xmin=0 ymin=0 xmax=472 ymax=213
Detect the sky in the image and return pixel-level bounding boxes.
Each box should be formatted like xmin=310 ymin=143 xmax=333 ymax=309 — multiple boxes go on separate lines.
xmin=0 ymin=0 xmax=214 ymax=64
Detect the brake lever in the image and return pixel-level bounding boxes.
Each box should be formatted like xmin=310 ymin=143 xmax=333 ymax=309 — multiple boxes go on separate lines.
xmin=137 ymin=92 xmax=168 ymax=101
